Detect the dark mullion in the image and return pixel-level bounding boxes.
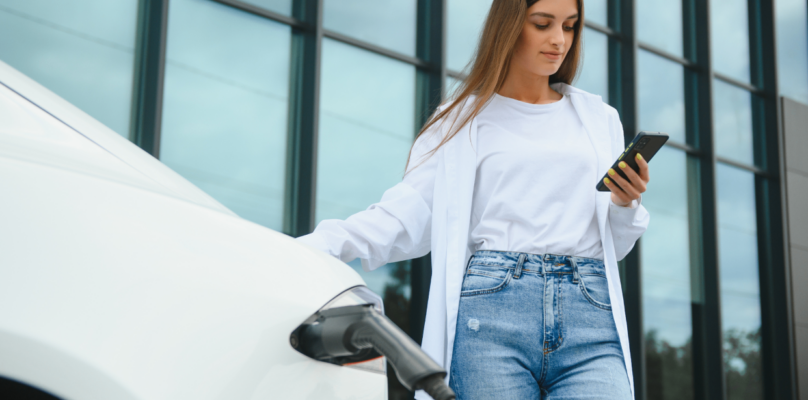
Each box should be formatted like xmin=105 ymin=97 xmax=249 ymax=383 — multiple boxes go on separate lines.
xmin=751 ymin=0 xmax=798 ymax=399
xmin=130 ymin=0 xmax=169 ymax=157
xmin=689 ymin=0 xmax=725 ymax=399
xmin=411 ymin=0 xmax=445 ymax=349
xmin=615 ymin=0 xmax=645 ymax=399
xmin=637 ymin=42 xmax=694 ymax=68
xmin=212 ymin=0 xmax=308 ymax=28
xmin=324 ymin=29 xmax=433 ymax=70
xmin=714 ymin=72 xmax=765 ymax=95
xmin=283 ymin=0 xmax=323 ymax=237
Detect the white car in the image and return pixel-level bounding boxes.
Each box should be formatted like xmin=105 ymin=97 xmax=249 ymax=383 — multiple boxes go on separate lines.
xmin=0 ymin=60 xmax=452 ymax=400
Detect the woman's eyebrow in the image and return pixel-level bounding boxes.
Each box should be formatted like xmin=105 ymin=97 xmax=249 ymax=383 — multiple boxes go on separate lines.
xmin=530 ymin=12 xmax=579 ymax=20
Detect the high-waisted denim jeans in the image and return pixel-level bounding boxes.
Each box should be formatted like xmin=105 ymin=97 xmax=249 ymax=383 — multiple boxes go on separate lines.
xmin=448 ymin=250 xmax=631 ymax=399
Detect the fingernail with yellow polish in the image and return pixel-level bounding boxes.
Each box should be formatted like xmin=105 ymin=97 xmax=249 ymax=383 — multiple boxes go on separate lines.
xmin=619 ymin=161 xmax=627 ymax=169
xmin=608 ymin=168 xmax=615 ymax=176
xmin=604 ymin=177 xmax=611 ymax=184
xmin=636 ymin=153 xmax=643 ymax=161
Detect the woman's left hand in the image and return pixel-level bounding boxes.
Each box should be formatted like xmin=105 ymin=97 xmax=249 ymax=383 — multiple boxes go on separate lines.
xmin=603 ymin=153 xmax=650 ymax=207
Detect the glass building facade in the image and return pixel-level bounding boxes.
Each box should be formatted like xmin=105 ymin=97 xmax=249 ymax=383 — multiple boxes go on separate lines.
xmin=1 ymin=0 xmax=803 ymax=399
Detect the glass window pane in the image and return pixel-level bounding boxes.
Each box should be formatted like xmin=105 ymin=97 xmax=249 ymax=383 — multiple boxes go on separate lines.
xmin=160 ymin=0 xmax=290 ymax=231
xmin=324 ymin=0 xmax=416 ymax=56
xmin=776 ymin=0 xmax=808 ymax=104
xmin=716 ymin=163 xmax=763 ymax=400
xmin=585 ymin=0 xmax=607 ymax=27
xmin=637 ymin=0 xmax=683 ymax=57
xmin=240 ymin=0 xmax=291 ymax=16
xmin=713 ymin=79 xmax=754 ymax=166
xmin=0 ymin=0 xmax=138 ymax=138
xmin=446 ymin=76 xmax=462 ymax=101
xmin=447 ymin=0 xmax=492 ymax=72
xmin=638 ymin=50 xmax=685 ymax=143
xmin=710 ymin=0 xmax=750 ymax=83
xmin=576 ymin=28 xmax=608 ymax=101
xmin=640 ymin=147 xmax=694 ymax=399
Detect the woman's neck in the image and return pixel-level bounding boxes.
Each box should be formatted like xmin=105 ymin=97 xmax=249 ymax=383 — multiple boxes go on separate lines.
xmin=497 ymin=68 xmax=561 ymax=104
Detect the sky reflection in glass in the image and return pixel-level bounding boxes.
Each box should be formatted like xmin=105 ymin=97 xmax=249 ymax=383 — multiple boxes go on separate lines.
xmin=576 ymin=28 xmax=608 ymax=101
xmin=710 ymin=0 xmax=751 ymax=83
xmin=716 ymin=163 xmax=763 ymax=400
xmin=638 ymin=50 xmax=685 ymax=143
xmin=447 ymin=0 xmax=491 ymax=72
xmin=0 ymin=0 xmax=138 ymax=138
xmin=160 ymin=0 xmax=290 ymax=231
xmin=713 ymin=79 xmax=754 ymax=166
xmin=324 ymin=0 xmax=417 ymax=56
xmin=776 ymin=0 xmax=808 ymax=104
xmin=637 ymin=0 xmax=683 ymax=57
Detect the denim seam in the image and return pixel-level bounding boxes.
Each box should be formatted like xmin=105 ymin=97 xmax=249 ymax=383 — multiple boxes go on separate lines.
xmin=578 ymin=277 xmax=612 ymax=311
xmin=460 ymin=269 xmax=514 ymax=297
xmin=466 ymin=270 xmax=507 ymax=279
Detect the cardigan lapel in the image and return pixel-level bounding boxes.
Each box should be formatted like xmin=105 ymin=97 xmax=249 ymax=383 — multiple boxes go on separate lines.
xmin=560 ymin=84 xmax=612 ymax=239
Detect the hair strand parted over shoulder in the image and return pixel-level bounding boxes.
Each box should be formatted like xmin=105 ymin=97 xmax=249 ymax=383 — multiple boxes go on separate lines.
xmin=404 ymin=0 xmax=584 ymax=175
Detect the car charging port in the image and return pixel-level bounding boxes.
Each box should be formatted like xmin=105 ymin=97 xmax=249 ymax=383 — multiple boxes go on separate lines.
xmin=290 ymin=304 xmax=456 ymax=400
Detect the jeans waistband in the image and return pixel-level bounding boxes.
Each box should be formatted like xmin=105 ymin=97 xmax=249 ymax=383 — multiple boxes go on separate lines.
xmin=468 ymin=250 xmax=606 ymax=276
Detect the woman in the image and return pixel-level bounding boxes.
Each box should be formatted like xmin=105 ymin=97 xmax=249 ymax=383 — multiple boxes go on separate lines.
xmin=297 ymin=0 xmax=650 ymax=398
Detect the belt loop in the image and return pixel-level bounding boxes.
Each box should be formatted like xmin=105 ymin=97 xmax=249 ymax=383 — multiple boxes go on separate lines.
xmin=514 ymin=253 xmax=526 ymax=279
xmin=571 ymin=257 xmax=580 ymax=284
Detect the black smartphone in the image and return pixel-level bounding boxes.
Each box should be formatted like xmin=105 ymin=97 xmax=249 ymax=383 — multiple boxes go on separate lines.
xmin=596 ymin=131 xmax=669 ymax=192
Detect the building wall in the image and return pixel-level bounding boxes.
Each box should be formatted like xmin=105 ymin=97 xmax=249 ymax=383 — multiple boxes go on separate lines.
xmin=783 ymin=97 xmax=808 ymax=400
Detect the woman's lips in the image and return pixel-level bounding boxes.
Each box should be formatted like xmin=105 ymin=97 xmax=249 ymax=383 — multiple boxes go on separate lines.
xmin=542 ymin=51 xmax=561 ymax=60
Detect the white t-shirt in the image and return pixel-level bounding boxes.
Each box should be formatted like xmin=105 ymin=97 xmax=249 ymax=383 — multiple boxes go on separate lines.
xmin=469 ymin=92 xmax=604 ymax=259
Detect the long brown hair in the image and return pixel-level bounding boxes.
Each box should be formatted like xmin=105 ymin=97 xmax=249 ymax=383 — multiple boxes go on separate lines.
xmin=405 ymin=0 xmax=584 ymax=173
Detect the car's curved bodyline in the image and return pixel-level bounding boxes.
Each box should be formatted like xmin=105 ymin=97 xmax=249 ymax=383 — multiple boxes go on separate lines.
xmin=0 ymin=60 xmax=386 ymax=399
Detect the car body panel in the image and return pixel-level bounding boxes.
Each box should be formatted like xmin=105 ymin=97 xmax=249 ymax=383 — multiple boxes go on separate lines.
xmin=0 ymin=61 xmax=385 ymax=399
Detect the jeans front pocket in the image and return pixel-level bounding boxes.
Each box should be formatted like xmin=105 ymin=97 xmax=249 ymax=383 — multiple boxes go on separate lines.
xmin=460 ymin=262 xmax=513 ymax=297
xmin=578 ymin=272 xmax=612 ymax=310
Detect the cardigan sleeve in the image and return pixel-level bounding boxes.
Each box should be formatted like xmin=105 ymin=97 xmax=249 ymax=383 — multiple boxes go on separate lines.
xmin=605 ymin=105 xmax=651 ymax=261
xmin=295 ymin=107 xmax=446 ymax=272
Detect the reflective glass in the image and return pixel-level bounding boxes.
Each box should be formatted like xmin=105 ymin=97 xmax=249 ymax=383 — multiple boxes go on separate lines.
xmin=640 ymin=147 xmax=694 ymax=399
xmin=710 ymin=0 xmax=750 ymax=83
xmin=576 ymin=28 xmax=608 ymax=101
xmin=776 ymin=0 xmax=808 ymax=104
xmin=713 ymin=79 xmax=754 ymax=166
xmin=447 ymin=0 xmax=492 ymax=72
xmin=324 ymin=0 xmax=417 ymax=56
xmin=585 ymin=0 xmax=607 ymax=27
xmin=637 ymin=0 xmax=683 ymax=57
xmin=0 ymin=0 xmax=138 ymax=138
xmin=638 ymin=50 xmax=685 ymax=143
xmin=716 ymin=163 xmax=763 ymax=400
xmin=160 ymin=0 xmax=290 ymax=231
xmin=240 ymin=0 xmax=291 ymax=16
xmin=446 ymin=76 xmax=463 ymax=101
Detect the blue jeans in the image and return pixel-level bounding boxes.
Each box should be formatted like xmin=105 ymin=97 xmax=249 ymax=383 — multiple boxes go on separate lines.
xmin=448 ymin=250 xmax=631 ymax=399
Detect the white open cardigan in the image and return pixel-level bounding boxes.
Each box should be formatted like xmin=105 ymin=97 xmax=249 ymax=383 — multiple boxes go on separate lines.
xmin=297 ymin=82 xmax=650 ymax=399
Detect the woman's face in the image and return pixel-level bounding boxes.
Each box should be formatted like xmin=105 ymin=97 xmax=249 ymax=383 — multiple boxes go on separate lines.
xmin=511 ymin=0 xmax=579 ymax=77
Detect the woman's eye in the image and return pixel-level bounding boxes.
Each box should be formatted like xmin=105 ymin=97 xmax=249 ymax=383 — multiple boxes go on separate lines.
xmin=534 ymin=24 xmax=549 ymax=29
xmin=563 ymin=25 xmax=575 ymax=31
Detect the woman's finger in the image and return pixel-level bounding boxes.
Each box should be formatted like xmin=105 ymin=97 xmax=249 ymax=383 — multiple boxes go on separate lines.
xmin=603 ymin=177 xmax=631 ymax=204
xmin=617 ymin=161 xmax=647 ymax=193
xmin=607 ymin=167 xmax=641 ymax=199
xmin=635 ymin=153 xmax=650 ymax=183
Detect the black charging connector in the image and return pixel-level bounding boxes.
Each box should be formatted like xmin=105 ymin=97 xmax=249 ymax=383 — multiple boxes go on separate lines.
xmin=290 ymin=304 xmax=456 ymax=400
